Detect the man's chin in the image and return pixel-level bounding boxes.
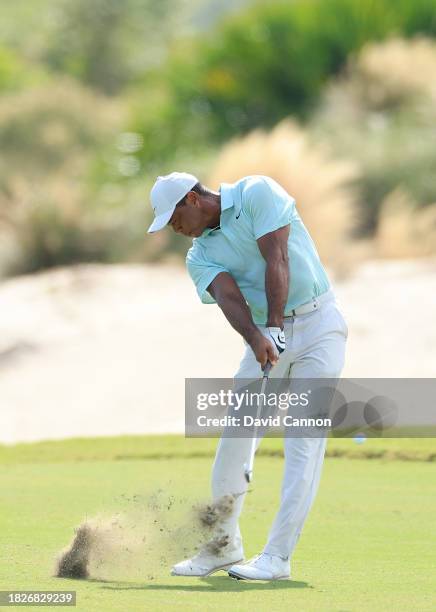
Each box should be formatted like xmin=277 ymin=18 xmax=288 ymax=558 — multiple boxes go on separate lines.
xmin=181 ymin=226 xmax=205 ymax=238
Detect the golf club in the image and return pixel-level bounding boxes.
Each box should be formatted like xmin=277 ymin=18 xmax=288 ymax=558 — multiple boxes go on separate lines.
xmin=243 ymin=361 xmax=272 ymax=483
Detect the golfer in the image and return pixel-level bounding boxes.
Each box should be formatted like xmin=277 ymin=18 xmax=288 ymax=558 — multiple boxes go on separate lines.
xmin=148 ymin=172 xmax=348 ymax=580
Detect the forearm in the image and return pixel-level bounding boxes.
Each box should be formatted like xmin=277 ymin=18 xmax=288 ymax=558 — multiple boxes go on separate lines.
xmin=208 ymin=273 xmax=260 ymax=344
xmin=208 ymin=271 xmax=279 ymax=367
xmin=217 ymin=291 xmax=261 ymax=344
xmin=265 ymin=256 xmax=289 ymax=328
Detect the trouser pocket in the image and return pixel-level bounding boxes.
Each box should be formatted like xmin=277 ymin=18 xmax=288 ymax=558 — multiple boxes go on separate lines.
xmin=319 ymin=300 xmax=348 ymax=338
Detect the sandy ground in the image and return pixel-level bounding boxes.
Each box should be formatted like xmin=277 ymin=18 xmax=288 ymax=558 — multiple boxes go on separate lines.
xmin=1 ymin=259 xmax=435 ymax=443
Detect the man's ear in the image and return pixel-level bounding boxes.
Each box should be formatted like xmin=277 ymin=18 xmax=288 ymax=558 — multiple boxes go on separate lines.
xmin=185 ymin=191 xmax=200 ymax=207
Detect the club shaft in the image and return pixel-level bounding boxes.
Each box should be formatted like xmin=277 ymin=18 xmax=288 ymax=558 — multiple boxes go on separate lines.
xmin=244 ymin=362 xmax=272 ymax=481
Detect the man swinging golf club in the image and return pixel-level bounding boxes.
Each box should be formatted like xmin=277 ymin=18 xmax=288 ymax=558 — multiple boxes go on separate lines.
xmin=148 ymin=172 xmax=348 ymax=581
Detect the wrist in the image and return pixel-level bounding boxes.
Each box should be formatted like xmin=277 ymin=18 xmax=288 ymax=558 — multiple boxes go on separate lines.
xmin=245 ymin=326 xmax=263 ymax=345
xmin=266 ymin=320 xmax=284 ymax=329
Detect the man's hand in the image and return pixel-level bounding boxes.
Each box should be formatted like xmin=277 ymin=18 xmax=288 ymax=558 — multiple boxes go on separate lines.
xmin=248 ymin=330 xmax=279 ymax=368
xmin=264 ymin=327 xmax=286 ymax=356
xmin=207 ymin=272 xmax=283 ymax=369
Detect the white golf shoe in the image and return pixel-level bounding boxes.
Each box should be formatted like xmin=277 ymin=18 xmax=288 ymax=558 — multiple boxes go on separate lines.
xmin=171 ymin=549 xmax=244 ymax=577
xmin=228 ymin=553 xmax=291 ymax=581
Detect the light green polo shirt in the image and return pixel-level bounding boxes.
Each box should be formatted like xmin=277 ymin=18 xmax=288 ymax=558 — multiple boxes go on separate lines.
xmin=186 ymin=175 xmax=331 ymax=324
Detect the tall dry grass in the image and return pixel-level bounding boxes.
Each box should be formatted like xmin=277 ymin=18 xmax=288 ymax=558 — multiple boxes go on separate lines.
xmin=376 ymin=190 xmax=436 ymax=258
xmin=311 ymin=37 xmax=436 ymax=259
xmin=0 ymin=177 xmax=119 ymax=275
xmin=318 ymin=37 xmax=436 ymax=126
xmin=208 ymin=120 xmax=361 ymax=275
xmin=354 ymin=37 xmax=436 ymax=108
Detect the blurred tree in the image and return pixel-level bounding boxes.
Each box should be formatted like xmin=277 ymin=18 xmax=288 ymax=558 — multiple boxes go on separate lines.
xmin=0 ymin=0 xmax=55 ymax=62
xmin=0 ymin=79 xmax=130 ymax=275
xmin=42 ymin=0 xmax=178 ymax=95
xmin=0 ymin=79 xmax=116 ymax=176
xmin=130 ymin=0 xmax=436 ymax=165
xmin=0 ymin=46 xmax=48 ymax=93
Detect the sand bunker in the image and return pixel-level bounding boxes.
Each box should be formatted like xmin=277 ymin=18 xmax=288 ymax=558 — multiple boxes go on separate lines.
xmin=2 ymin=260 xmax=436 ymax=444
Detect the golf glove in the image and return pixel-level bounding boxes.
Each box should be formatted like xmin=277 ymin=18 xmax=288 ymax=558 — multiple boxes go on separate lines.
xmin=264 ymin=327 xmax=286 ymax=356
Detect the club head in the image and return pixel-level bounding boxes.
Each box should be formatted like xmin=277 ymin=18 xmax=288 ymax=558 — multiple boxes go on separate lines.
xmin=244 ymin=467 xmax=252 ymax=483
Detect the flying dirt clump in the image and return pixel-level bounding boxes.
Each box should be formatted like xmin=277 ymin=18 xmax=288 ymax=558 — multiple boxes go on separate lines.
xmin=55 ymin=523 xmax=94 ymax=579
xmin=204 ymin=534 xmax=230 ymax=556
xmin=54 ymin=514 xmax=141 ymax=580
xmin=54 ymin=492 xmax=240 ymax=580
xmin=195 ymin=494 xmax=236 ymax=529
xmin=193 ymin=494 xmax=239 ymax=556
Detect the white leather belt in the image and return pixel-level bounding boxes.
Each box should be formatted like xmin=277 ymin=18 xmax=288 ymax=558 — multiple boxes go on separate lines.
xmin=284 ymin=289 xmax=334 ymax=317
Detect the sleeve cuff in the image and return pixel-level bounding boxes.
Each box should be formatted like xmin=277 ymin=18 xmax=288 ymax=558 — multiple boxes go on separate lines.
xmin=197 ymin=268 xmax=226 ymax=304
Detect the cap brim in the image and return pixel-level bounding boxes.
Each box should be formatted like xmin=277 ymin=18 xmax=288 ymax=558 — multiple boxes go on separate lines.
xmin=147 ymin=207 xmax=175 ymax=233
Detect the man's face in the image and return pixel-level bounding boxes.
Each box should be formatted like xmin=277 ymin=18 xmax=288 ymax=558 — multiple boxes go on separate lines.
xmin=167 ymin=192 xmax=206 ymax=237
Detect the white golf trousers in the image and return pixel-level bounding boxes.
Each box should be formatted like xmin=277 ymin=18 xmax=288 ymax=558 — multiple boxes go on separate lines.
xmin=211 ymin=290 xmax=348 ymax=560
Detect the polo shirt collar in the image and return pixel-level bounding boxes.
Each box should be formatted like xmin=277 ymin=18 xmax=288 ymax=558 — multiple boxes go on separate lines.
xmin=219 ymin=183 xmax=235 ymax=213
xmin=200 ymin=183 xmax=234 ymax=237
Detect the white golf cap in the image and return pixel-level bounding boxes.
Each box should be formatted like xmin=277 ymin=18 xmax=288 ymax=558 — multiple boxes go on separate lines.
xmin=147 ymin=171 xmax=198 ymax=233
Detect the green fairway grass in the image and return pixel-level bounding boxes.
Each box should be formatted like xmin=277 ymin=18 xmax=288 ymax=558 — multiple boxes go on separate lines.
xmin=1 ymin=434 xmax=435 ymax=464
xmin=0 ymin=436 xmax=435 ymax=611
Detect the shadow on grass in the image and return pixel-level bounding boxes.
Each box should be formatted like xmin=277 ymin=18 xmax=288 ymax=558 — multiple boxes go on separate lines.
xmin=101 ymin=576 xmax=310 ymax=592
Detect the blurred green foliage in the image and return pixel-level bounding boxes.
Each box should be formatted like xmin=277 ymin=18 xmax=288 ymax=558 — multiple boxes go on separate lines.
xmin=0 ymin=46 xmax=49 ymax=93
xmin=0 ymin=0 xmax=436 ymax=274
xmin=131 ymin=0 xmax=436 ymax=165
xmin=42 ymin=0 xmax=179 ymax=95
xmin=0 ymin=80 xmax=134 ymax=275
xmin=0 ymin=81 xmax=112 ymax=173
